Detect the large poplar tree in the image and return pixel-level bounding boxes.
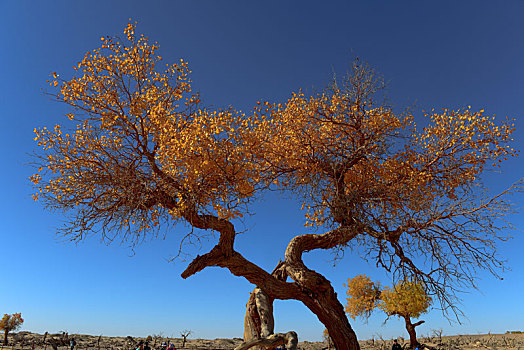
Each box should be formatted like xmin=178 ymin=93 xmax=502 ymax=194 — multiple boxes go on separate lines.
xmin=31 ymin=23 xmax=520 ymax=350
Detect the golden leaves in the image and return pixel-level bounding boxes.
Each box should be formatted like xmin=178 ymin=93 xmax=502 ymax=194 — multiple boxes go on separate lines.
xmin=32 ymin=22 xmax=519 ymax=240
xmin=379 ymin=280 xmax=432 ymax=319
xmin=345 ymin=275 xmax=432 ymax=321
xmin=344 ymin=274 xmax=381 ymax=320
xmin=0 ymin=313 xmax=24 ymax=333
xmin=33 ymin=21 xmax=264 ymax=224
xmin=253 ymin=87 xmax=412 ymax=226
xmin=394 ymin=107 xmax=518 ymax=202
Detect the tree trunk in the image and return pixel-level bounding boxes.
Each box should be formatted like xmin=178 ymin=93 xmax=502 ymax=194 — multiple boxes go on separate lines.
xmin=241 ymin=264 xmax=360 ymax=350
xmin=283 ymin=230 xmax=361 ymax=350
xmin=179 ymin=216 xmax=361 ymax=350
xmin=243 ymin=261 xmax=290 ymax=350
xmin=243 ymin=287 xmax=274 ymax=350
xmin=404 ymin=317 xmax=424 ymax=349
xmin=4 ymin=330 xmax=8 ymax=346
xmin=300 ymin=288 xmax=359 ymax=350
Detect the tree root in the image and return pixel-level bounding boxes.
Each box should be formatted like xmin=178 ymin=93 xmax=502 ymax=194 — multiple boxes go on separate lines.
xmin=234 ymin=331 xmax=298 ymax=350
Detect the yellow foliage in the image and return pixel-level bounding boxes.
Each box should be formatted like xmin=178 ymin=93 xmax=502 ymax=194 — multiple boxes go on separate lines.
xmin=378 ymin=280 xmax=432 ymax=319
xmin=252 ymin=75 xmax=516 ymax=228
xmin=32 ymin=22 xmax=263 ymax=237
xmin=345 ymin=275 xmax=431 ymax=321
xmin=31 ymin=23 xmax=518 ymax=257
xmin=344 ymin=274 xmax=381 ymax=320
xmin=0 ymin=313 xmax=24 ymax=333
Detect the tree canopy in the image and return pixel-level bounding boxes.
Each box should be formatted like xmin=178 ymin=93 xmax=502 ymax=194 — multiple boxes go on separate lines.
xmin=31 ymin=23 xmax=521 ymax=350
xmin=379 ymin=280 xmax=432 ymax=320
xmin=345 ymin=275 xmax=432 ymax=348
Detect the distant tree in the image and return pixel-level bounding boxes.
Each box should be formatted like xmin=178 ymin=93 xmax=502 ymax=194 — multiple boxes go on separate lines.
xmin=0 ymin=313 xmax=24 ymax=345
xmin=345 ymin=275 xmax=432 ymax=348
xmin=344 ymin=275 xmax=381 ymax=320
xmin=31 ymin=22 xmax=521 ymax=350
xmin=179 ymin=330 xmax=191 ymax=348
xmin=151 ymin=333 xmax=163 ymax=348
xmin=323 ymin=328 xmax=333 ymax=350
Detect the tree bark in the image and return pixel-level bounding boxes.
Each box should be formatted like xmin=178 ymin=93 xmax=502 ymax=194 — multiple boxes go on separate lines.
xmin=404 ymin=317 xmax=424 ymax=349
xmin=299 ymin=285 xmax=359 ymax=350
xmin=283 ymin=228 xmax=360 ymax=350
xmin=4 ymin=330 xmax=8 ymax=345
xmin=243 ymin=287 xmax=274 ymax=350
xmin=243 ymin=261 xmax=288 ymax=350
xmin=240 ymin=260 xmax=359 ymax=350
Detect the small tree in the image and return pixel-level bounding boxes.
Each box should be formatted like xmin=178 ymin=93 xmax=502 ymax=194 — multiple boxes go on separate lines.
xmin=151 ymin=334 xmax=163 ymax=348
xmin=323 ymin=328 xmax=333 ymax=350
xmin=180 ymin=330 xmax=191 ymax=348
xmin=345 ymin=275 xmax=431 ymax=348
xmin=0 ymin=313 xmax=24 ymax=345
xmin=380 ymin=281 xmax=432 ymax=348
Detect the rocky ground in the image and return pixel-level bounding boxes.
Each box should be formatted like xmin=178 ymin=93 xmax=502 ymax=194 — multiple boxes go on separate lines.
xmin=1 ymin=331 xmax=523 ymax=350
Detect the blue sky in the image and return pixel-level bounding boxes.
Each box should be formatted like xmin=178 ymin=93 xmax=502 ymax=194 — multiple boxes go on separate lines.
xmin=1 ymin=0 xmax=523 ymax=342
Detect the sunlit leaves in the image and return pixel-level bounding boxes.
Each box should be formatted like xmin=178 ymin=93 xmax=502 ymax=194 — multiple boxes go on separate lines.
xmin=31 ymin=21 xmax=519 ymax=302
xmin=344 ymin=274 xmax=381 ymax=320
xmin=32 ymin=22 xmax=262 ymax=243
xmin=345 ymin=274 xmax=432 ymax=320
xmin=254 ymin=70 xmax=517 ymax=229
xmin=379 ymin=280 xmax=432 ymax=319
xmin=0 ymin=313 xmax=24 ymax=334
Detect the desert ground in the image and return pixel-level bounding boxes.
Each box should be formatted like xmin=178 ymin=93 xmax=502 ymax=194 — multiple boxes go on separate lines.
xmin=2 ymin=331 xmax=524 ymax=350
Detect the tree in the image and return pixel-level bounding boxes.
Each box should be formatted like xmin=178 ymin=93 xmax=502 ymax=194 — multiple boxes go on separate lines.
xmin=0 ymin=313 xmax=24 ymax=345
xmin=345 ymin=275 xmax=432 ymax=348
xmin=323 ymin=328 xmax=333 ymax=350
xmin=31 ymin=22 xmax=521 ymax=350
xmin=180 ymin=330 xmax=191 ymax=348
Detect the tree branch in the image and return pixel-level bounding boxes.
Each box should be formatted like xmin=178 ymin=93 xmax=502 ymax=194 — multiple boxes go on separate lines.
xmin=284 ymin=225 xmax=359 ymax=288
xmin=413 ymin=320 xmax=425 ymax=328
xmin=182 ymin=250 xmax=303 ymax=300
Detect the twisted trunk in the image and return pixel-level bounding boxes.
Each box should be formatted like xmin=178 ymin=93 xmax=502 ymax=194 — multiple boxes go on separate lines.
xmin=282 ymin=227 xmax=360 ymax=350
xmin=178 ymin=204 xmax=361 ymax=350
xmin=243 ymin=287 xmax=275 ymax=350
xmin=242 ymin=261 xmax=294 ymax=350
xmin=241 ymin=264 xmax=358 ymax=350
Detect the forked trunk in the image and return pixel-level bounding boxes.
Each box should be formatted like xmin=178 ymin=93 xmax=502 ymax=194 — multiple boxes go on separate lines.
xmin=179 ymin=218 xmax=362 ymax=350
xmin=242 ymin=277 xmax=360 ymax=350
xmin=406 ymin=322 xmax=418 ymax=349
xmin=282 ymin=229 xmax=361 ymax=350
xmin=404 ymin=316 xmax=424 ymax=349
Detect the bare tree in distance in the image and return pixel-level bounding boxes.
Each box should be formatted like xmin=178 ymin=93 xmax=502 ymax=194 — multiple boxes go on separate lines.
xmin=179 ymin=331 xmax=191 ymax=348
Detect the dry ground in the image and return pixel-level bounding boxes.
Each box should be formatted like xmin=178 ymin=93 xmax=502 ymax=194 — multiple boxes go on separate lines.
xmin=2 ymin=331 xmax=524 ymax=350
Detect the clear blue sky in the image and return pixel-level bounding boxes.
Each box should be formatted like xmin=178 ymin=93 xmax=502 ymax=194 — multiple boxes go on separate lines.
xmin=1 ymin=0 xmax=523 ymax=342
